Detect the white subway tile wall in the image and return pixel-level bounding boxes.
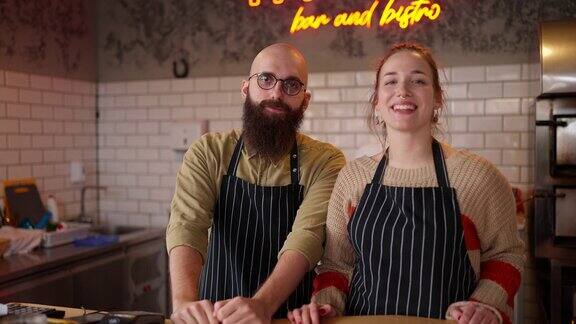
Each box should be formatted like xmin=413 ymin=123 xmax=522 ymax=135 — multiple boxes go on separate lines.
xmin=95 ymin=64 xmax=538 ymax=227
xmin=0 ymin=70 xmax=97 ymax=219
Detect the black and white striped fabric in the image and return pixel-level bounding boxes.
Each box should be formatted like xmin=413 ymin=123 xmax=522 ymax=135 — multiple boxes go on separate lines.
xmin=345 ymin=139 xmax=476 ymax=318
xmin=199 ymin=136 xmax=314 ymax=318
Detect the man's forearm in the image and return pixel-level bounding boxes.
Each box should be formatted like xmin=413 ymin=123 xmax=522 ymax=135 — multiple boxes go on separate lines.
xmin=253 ymin=250 xmax=310 ymax=316
xmin=169 ymin=245 xmax=204 ymax=310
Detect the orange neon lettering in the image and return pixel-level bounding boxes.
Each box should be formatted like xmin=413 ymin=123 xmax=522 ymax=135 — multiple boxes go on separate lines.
xmin=379 ymin=0 xmax=441 ymax=29
xmin=411 ymin=7 xmax=425 ymax=23
xmin=263 ymin=0 xmax=441 ymax=32
xmin=333 ymin=0 xmax=379 ymax=28
xmin=427 ymin=4 xmax=441 ymax=19
xmin=333 ymin=14 xmax=345 ymax=27
xmin=380 ymin=0 xmax=397 ymax=25
xmin=248 ymin=0 xmax=313 ymax=7
xmin=405 ymin=7 xmax=416 ymax=27
xmin=290 ymin=6 xmax=331 ymax=34
xmin=365 ymin=1 xmax=379 ymax=28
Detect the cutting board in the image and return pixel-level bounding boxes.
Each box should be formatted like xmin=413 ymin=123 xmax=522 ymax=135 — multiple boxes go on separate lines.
xmin=3 ymin=178 xmax=47 ymax=226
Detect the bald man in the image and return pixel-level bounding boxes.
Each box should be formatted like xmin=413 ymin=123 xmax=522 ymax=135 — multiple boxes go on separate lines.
xmin=167 ymin=43 xmax=345 ymax=324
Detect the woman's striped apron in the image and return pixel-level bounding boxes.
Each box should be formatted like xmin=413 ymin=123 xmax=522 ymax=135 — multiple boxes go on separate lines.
xmin=345 ymin=140 xmax=475 ymax=318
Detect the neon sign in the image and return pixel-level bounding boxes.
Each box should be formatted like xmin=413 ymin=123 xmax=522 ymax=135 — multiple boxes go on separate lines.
xmin=248 ymin=0 xmax=313 ymax=6
xmin=248 ymin=0 xmax=442 ymax=34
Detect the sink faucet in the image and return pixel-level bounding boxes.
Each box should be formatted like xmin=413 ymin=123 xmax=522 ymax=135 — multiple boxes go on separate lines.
xmin=80 ymin=185 xmax=107 ymax=225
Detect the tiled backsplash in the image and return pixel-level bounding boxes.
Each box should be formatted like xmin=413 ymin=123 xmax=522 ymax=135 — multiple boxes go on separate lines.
xmin=0 ymin=70 xmax=97 ymax=219
xmin=0 ymin=63 xmax=539 ymax=225
xmin=96 ymin=63 xmax=538 ymax=227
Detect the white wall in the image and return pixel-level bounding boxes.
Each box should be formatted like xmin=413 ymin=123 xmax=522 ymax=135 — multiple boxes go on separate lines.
xmin=0 ymin=70 xmax=97 ymax=219
xmin=96 ymin=62 xmax=538 ymax=227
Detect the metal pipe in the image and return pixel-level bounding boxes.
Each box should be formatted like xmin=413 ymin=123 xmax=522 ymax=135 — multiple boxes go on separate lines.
xmin=80 ymin=185 xmax=107 ymax=224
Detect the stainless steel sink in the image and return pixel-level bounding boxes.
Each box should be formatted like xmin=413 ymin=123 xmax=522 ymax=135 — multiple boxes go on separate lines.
xmin=90 ymin=225 xmax=147 ymax=235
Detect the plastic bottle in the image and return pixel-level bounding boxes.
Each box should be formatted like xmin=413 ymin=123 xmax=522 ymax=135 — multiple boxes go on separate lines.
xmin=46 ymin=195 xmax=59 ymax=223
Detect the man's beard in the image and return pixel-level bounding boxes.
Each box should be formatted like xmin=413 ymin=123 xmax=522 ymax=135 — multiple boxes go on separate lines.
xmin=242 ymin=93 xmax=305 ymax=161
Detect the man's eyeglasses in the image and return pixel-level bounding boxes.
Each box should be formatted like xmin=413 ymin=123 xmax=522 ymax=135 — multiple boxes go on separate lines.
xmin=248 ymin=72 xmax=305 ymax=96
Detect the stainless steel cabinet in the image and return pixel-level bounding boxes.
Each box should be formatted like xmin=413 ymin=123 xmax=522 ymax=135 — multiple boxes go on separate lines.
xmin=72 ymin=251 xmax=130 ymax=311
xmin=0 ymin=236 xmax=166 ymax=314
xmin=126 ymin=239 xmax=167 ymax=313
xmin=0 ymin=268 xmax=74 ymax=306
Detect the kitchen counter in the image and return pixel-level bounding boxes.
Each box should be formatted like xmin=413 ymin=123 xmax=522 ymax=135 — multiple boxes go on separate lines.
xmin=0 ymin=227 xmax=165 ymax=285
xmin=21 ymin=303 xmax=454 ymax=323
xmin=0 ymin=227 xmax=168 ymax=313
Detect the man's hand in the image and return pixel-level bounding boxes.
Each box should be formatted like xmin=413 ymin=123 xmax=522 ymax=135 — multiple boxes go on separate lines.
xmin=171 ymin=300 xmax=219 ymax=324
xmin=213 ymin=297 xmax=272 ymax=324
xmin=448 ymin=302 xmax=499 ymax=324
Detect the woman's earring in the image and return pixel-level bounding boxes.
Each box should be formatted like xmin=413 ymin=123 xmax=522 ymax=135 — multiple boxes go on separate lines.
xmin=432 ymin=109 xmax=439 ymax=123
xmin=375 ymin=110 xmax=383 ymax=125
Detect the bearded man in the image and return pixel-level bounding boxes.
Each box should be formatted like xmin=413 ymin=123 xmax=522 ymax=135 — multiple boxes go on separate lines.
xmin=167 ymin=43 xmax=345 ymax=324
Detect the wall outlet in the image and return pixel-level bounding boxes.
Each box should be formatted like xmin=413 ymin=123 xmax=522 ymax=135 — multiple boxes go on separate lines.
xmin=70 ymin=161 xmax=85 ymax=184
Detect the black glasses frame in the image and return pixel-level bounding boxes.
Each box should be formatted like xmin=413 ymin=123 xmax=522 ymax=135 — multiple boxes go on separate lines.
xmin=248 ymin=72 xmax=305 ymax=96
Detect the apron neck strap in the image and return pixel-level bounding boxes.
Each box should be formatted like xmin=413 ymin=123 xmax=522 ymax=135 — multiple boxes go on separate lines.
xmin=372 ymin=151 xmax=389 ymax=184
xmin=371 ymin=139 xmax=450 ymax=188
xmin=431 ymin=139 xmax=450 ymax=188
xmin=227 ymin=135 xmax=245 ymax=176
xmin=227 ymin=135 xmax=300 ymax=187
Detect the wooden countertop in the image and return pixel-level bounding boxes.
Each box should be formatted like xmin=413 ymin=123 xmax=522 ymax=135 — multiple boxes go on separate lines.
xmin=274 ymin=315 xmax=453 ymax=323
xmin=44 ymin=304 xmax=453 ymax=323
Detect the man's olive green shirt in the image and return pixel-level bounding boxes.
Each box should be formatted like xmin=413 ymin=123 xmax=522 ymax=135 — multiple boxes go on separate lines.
xmin=166 ymin=129 xmax=346 ymax=269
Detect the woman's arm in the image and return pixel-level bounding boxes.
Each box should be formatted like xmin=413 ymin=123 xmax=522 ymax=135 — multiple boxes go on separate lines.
xmin=311 ymin=166 xmax=359 ymax=315
xmin=448 ymin=160 xmax=525 ymax=324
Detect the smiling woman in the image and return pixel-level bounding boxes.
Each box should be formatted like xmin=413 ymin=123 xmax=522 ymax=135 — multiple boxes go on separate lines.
xmin=368 ymin=42 xmax=445 ymax=144
xmin=374 ymin=50 xmax=440 ymax=137
xmin=288 ymin=42 xmax=525 ymax=324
